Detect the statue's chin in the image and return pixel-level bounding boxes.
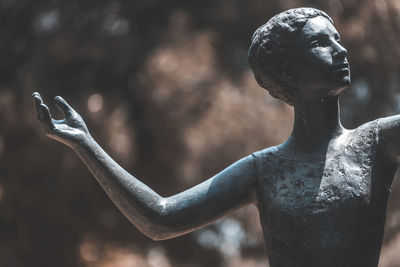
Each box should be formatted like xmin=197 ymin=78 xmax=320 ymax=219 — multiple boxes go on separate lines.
xmin=332 ymin=75 xmax=351 ymax=95
xmin=328 ymin=84 xmax=349 ymax=96
xmin=343 ymin=75 xmax=351 ymax=86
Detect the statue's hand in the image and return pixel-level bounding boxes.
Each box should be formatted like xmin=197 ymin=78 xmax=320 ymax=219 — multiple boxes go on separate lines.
xmin=33 ymin=92 xmax=91 ymax=148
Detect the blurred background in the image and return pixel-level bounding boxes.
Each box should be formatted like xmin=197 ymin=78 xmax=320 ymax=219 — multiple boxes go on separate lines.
xmin=0 ymin=0 xmax=400 ymax=266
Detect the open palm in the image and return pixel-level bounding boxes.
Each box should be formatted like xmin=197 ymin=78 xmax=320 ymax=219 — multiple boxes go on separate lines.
xmin=33 ymin=92 xmax=90 ymax=147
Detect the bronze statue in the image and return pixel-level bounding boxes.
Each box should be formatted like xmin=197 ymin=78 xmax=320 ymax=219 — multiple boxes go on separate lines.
xmin=32 ymin=7 xmax=400 ymax=267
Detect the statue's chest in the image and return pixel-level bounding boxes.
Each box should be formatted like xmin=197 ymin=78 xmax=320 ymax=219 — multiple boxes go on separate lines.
xmin=259 ymin=139 xmax=376 ymax=219
xmin=263 ymin=156 xmax=372 ymax=216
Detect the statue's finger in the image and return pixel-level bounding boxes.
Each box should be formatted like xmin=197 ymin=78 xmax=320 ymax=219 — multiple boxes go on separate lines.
xmin=36 ymin=101 xmax=44 ymax=122
xmin=32 ymin=92 xmax=42 ymax=100
xmin=40 ymin=104 xmax=55 ymax=130
xmin=54 ymin=96 xmax=74 ymax=117
xmin=32 ymin=92 xmax=44 ymax=119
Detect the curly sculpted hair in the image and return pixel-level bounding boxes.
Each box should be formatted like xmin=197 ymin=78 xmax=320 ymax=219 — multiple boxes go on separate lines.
xmin=248 ymin=8 xmax=333 ymax=105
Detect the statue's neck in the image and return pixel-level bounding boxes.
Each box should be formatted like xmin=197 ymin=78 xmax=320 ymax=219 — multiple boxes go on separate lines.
xmin=290 ymin=95 xmax=343 ymax=153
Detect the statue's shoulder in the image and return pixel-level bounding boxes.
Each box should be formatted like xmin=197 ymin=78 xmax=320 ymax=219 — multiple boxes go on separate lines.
xmin=252 ymin=145 xmax=281 ymax=164
xmin=356 ymin=115 xmax=400 ymax=163
xmin=251 ymin=146 xmax=285 ymax=182
xmin=345 ymin=119 xmax=380 ymax=149
xmin=366 ymin=114 xmax=400 ymax=134
xmin=354 ymin=118 xmax=380 ymax=132
xmin=352 ymin=118 xmax=380 ymax=138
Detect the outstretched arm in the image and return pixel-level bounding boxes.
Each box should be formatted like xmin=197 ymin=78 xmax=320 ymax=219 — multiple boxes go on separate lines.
xmin=32 ymin=92 xmax=258 ymax=240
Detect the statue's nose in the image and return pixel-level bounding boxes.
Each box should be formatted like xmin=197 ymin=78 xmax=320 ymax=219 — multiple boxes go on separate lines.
xmin=333 ymin=43 xmax=347 ymax=58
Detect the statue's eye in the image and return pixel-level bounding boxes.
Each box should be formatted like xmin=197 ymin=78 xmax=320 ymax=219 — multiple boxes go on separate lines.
xmin=310 ymin=40 xmax=320 ymax=48
xmin=334 ymin=34 xmax=341 ymax=43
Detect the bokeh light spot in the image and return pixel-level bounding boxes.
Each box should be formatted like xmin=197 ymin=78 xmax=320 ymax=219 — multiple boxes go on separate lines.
xmin=34 ymin=9 xmax=60 ymax=32
xmin=88 ymin=94 xmax=104 ymax=113
xmin=80 ymin=242 xmax=100 ymax=262
xmin=147 ymin=247 xmax=171 ymax=267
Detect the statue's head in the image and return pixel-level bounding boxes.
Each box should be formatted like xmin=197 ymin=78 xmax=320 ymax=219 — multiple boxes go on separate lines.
xmin=248 ymin=8 xmax=350 ymax=105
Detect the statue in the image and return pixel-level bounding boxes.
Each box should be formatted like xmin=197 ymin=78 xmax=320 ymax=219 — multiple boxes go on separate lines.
xmin=32 ymin=7 xmax=400 ymax=267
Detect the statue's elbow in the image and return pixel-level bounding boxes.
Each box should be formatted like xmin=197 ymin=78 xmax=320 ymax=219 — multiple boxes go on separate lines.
xmin=143 ymin=228 xmax=178 ymax=241
xmin=127 ymin=198 xmax=183 ymax=241
xmin=148 ymin=233 xmax=172 ymax=241
xmin=143 ymin=232 xmax=165 ymax=241
xmin=136 ymin=214 xmax=180 ymax=241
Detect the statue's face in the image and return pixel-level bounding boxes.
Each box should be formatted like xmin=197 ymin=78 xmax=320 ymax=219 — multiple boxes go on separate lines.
xmin=291 ymin=16 xmax=350 ymax=101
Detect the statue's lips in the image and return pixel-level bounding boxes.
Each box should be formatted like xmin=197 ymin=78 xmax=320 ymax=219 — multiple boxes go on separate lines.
xmin=332 ymin=63 xmax=350 ymax=72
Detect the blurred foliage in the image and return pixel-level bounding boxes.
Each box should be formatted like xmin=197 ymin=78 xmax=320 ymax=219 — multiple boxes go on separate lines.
xmin=0 ymin=0 xmax=400 ymax=266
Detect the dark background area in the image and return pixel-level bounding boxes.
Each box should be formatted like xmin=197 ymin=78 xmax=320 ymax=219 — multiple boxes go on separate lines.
xmin=1 ymin=0 xmax=400 ymax=266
